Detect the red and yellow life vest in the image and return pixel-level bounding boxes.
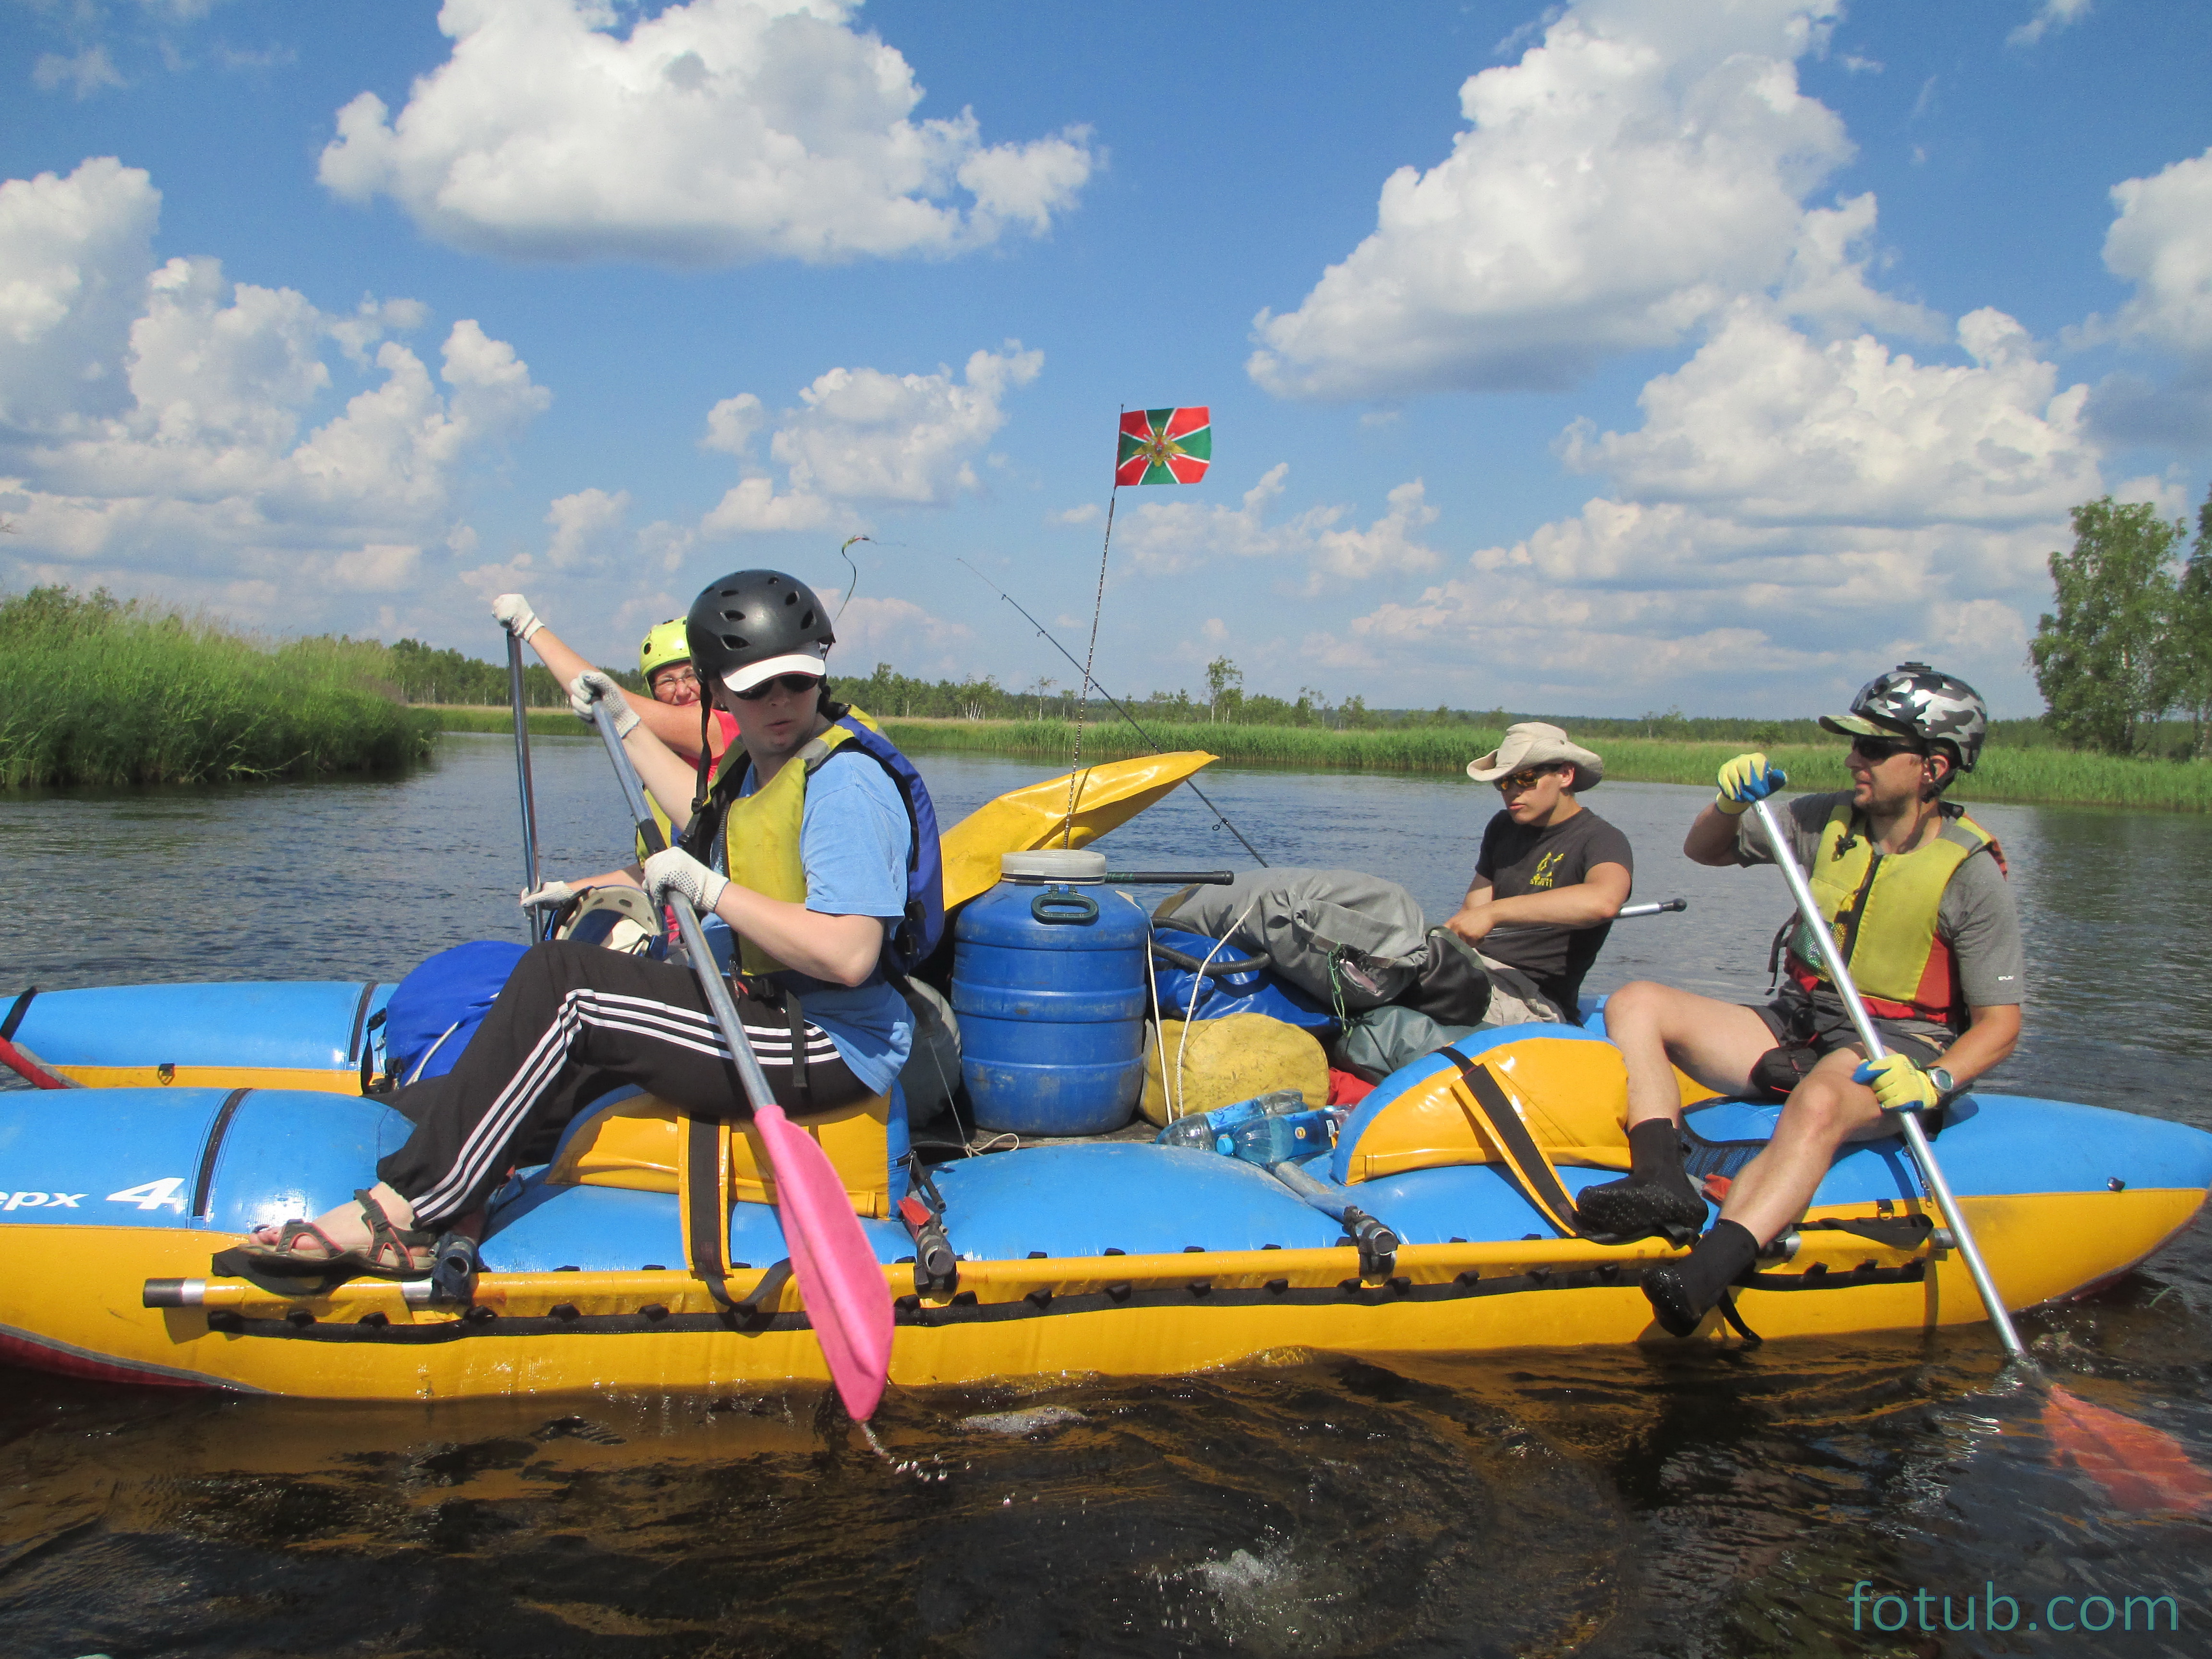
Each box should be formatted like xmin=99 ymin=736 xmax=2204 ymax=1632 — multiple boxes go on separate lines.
xmin=1784 ymin=798 xmax=2006 ymax=1029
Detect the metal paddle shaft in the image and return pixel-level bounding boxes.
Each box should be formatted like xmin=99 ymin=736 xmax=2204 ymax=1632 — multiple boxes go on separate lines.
xmin=585 ymin=697 xmax=895 ymax=1419
xmin=1616 ymin=898 xmax=1688 ymax=919
xmin=1749 ymin=797 xmax=2027 ymax=1360
xmin=505 ymin=634 xmax=543 ymax=933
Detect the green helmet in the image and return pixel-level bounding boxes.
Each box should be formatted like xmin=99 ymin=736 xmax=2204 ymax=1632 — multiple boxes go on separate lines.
xmin=638 ymin=618 xmax=691 ymax=680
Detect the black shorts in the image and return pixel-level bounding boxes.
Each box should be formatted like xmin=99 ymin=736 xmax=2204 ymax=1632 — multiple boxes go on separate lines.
xmin=1740 ymin=996 xmax=1949 ymax=1106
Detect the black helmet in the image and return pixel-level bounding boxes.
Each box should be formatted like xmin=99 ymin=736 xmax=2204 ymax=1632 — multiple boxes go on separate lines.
xmin=1819 ymin=661 xmax=1989 ymax=772
xmin=684 ymin=570 xmax=834 ymax=693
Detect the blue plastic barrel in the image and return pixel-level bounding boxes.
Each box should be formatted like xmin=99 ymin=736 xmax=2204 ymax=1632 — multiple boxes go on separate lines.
xmin=953 ymin=850 xmax=1150 ymax=1134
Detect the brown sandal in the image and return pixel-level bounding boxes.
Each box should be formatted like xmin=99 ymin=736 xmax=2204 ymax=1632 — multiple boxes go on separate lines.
xmin=225 ymin=1189 xmax=436 ymax=1281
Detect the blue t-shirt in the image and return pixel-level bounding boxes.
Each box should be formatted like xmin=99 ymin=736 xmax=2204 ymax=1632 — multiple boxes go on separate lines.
xmin=737 ymin=750 xmax=914 ymax=1095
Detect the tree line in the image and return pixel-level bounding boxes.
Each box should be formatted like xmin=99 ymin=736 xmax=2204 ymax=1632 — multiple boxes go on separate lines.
xmin=2031 ymin=486 xmax=2212 ymax=757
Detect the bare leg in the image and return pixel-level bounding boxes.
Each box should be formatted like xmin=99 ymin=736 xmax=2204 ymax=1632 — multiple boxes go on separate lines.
xmin=1604 ymin=980 xmax=1776 ymax=1128
xmin=1642 ymin=1047 xmax=1893 ymax=1336
xmin=1579 ymin=983 xmax=1779 ymax=1234
xmin=1716 ymin=1049 xmax=1888 ymax=1245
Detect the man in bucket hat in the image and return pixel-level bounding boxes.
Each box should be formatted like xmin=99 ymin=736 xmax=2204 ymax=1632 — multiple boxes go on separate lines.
xmin=1445 ymin=722 xmax=1633 ymax=1025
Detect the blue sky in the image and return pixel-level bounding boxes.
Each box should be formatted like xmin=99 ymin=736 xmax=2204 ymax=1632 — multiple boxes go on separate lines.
xmin=3 ymin=0 xmax=2208 ymax=718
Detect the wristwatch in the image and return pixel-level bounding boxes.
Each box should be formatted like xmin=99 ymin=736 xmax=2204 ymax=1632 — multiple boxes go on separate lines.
xmin=1925 ymin=1065 xmax=1956 ymax=1098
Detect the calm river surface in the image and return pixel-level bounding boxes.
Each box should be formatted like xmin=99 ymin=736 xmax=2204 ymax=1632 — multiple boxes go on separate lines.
xmin=2 ymin=734 xmax=2210 ymax=1658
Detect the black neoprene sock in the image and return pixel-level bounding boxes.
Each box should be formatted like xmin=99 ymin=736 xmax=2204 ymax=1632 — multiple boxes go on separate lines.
xmin=1641 ymin=1219 xmax=1761 ymax=1336
xmin=1627 ymin=1118 xmax=1694 ymax=1191
xmin=1574 ymin=1118 xmax=1706 ymax=1234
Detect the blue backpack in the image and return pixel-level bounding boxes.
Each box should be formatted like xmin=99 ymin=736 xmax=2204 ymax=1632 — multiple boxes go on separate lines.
xmin=1151 ymin=927 xmax=1336 ymax=1033
xmin=375 ymin=940 xmax=527 ymax=1086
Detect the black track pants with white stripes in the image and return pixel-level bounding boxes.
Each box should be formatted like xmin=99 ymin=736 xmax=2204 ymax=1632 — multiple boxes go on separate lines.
xmin=375 ymin=941 xmax=866 ymax=1228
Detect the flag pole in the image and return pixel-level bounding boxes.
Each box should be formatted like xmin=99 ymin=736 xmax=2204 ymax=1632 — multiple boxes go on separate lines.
xmin=1062 ymin=409 xmax=1122 ymax=848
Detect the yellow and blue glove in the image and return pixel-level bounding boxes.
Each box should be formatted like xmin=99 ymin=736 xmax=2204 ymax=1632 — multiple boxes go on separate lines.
xmin=1715 ymin=752 xmax=1786 ymax=815
xmin=1852 ymin=1053 xmax=1945 ymax=1113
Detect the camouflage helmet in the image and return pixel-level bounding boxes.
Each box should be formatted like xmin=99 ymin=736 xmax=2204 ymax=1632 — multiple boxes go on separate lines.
xmin=1819 ymin=662 xmax=1988 ymax=773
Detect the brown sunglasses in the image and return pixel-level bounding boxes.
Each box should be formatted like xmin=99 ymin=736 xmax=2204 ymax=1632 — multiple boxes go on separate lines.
xmin=1493 ymin=765 xmax=1559 ymax=793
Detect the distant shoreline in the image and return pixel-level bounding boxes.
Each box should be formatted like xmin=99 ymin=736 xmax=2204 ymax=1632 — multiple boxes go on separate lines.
xmin=423 ymin=708 xmax=2212 ymax=812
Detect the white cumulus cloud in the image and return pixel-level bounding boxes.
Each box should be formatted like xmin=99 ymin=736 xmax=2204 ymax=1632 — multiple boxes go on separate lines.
xmin=700 ymin=342 xmax=1041 ymax=534
xmin=1247 ymin=0 xmax=1945 ymax=401
xmin=2101 ymin=147 xmax=2212 ymax=356
xmin=0 ymin=157 xmax=550 ymax=623
xmin=1119 ymin=462 xmax=1443 ymax=590
xmin=2008 ymin=0 xmax=2093 ymax=49
xmin=1326 ymin=308 xmax=2106 ymax=711
xmin=317 ymin=0 xmax=1096 ymax=265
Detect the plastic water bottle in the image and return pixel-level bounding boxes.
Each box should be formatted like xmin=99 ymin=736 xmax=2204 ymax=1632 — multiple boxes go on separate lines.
xmin=1227 ymin=1107 xmax=1337 ymax=1166
xmin=1154 ymin=1090 xmax=1309 ymax=1152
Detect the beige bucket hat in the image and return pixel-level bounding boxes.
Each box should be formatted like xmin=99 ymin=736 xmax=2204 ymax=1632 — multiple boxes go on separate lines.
xmin=1465 ymin=721 xmax=1605 ymax=789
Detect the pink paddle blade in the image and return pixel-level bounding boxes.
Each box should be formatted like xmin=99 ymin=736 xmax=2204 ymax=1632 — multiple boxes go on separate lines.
xmin=754 ymin=1102 xmax=894 ymax=1421
xmin=2044 ymin=1385 xmax=2212 ymax=1515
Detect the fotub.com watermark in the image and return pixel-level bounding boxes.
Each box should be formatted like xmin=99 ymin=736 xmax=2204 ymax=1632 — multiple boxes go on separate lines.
xmin=1848 ymin=1581 xmax=2183 ymax=1636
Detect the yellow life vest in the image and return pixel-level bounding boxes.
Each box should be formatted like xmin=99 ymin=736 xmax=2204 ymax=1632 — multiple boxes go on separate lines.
xmin=1785 ymin=796 xmax=2003 ymax=1027
xmin=718 ymin=708 xmax=887 ymax=977
xmin=634 ymin=711 xmax=734 ymax=865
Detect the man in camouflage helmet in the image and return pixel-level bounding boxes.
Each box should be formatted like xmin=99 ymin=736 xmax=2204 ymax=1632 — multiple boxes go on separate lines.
xmin=1583 ymin=664 xmax=2025 ymax=1337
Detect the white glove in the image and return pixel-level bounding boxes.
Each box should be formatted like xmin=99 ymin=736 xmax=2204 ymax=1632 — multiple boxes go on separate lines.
xmin=519 ymin=879 xmax=576 ymax=912
xmin=493 ymin=593 xmax=543 ymax=642
xmin=643 ymin=847 xmax=729 ymax=916
xmin=568 ymin=670 xmax=638 ymax=736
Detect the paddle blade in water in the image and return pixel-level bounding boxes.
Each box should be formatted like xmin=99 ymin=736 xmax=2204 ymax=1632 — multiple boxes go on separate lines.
xmin=754 ymin=1103 xmax=894 ymax=1421
xmin=2044 ymin=1385 xmax=2212 ymax=1515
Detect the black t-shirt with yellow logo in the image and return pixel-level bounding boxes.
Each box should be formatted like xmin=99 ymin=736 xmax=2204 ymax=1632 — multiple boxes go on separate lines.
xmin=1473 ymin=806 xmax=1635 ymax=1013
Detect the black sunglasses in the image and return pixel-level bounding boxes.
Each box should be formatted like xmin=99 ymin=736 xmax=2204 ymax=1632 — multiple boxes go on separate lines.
xmin=1850 ymin=734 xmax=1925 ymax=764
xmin=730 ymin=672 xmax=823 ymax=702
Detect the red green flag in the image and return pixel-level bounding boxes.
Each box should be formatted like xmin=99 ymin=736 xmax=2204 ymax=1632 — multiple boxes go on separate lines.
xmin=1116 ymin=407 xmax=1211 ymax=486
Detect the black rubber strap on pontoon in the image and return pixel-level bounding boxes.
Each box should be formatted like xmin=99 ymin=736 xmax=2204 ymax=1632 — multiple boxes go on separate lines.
xmin=0 ymin=987 xmax=35 ymax=1044
xmin=192 ymin=1088 xmax=254 ymax=1219
xmin=1715 ymin=1289 xmax=1763 ymax=1346
xmin=734 ymin=1258 xmax=794 ymax=1320
xmin=1802 ymin=1214 xmax=1935 ymax=1249
xmin=1438 ymin=1046 xmax=1591 ymax=1238
xmin=345 ymin=983 xmax=381 ymax=1065
xmin=685 ymin=1112 xmax=734 ymax=1309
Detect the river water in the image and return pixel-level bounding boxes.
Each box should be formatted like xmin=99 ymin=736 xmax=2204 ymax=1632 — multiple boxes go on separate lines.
xmin=2 ymin=735 xmax=2209 ymax=1658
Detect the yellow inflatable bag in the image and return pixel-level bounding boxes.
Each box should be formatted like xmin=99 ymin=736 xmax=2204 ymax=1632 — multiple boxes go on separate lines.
xmin=1142 ymin=1013 xmax=1328 ymax=1127
xmin=1338 ymin=1034 xmax=1632 ymax=1182
xmin=938 ymin=752 xmax=1218 ymax=912
xmin=544 ymin=1092 xmax=897 ymax=1218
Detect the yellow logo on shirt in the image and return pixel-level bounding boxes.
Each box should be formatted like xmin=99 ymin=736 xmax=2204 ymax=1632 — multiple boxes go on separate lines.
xmin=1528 ymin=851 xmax=1565 ymax=890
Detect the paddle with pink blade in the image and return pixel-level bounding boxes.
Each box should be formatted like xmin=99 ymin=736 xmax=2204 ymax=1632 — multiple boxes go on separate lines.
xmin=587 ymin=695 xmax=894 ymax=1420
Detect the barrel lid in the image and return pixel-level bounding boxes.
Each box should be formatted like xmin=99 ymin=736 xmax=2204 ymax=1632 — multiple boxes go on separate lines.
xmin=1000 ymin=850 xmax=1107 ymax=884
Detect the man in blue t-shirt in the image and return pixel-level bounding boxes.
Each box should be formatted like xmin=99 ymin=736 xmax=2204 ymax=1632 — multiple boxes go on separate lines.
xmin=233 ymin=571 xmax=927 ymax=1281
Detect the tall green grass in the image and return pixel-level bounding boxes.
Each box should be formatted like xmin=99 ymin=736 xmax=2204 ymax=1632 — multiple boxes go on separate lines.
xmin=0 ymin=588 xmax=437 ymax=788
xmin=879 ymin=718 xmax=2212 ymax=812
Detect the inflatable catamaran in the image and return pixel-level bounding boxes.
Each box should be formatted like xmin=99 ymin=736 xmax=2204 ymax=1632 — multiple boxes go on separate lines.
xmin=1 ymin=1018 xmax=2207 ymax=1398
xmin=2 ymin=754 xmax=2208 ymax=1400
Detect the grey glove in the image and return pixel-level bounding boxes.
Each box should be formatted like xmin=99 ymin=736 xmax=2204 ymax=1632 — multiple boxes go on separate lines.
xmin=642 ymin=847 xmax=729 ymax=917
xmin=568 ymin=670 xmax=639 ymax=736
xmin=519 ymin=879 xmax=576 ymax=912
xmin=492 ymin=592 xmax=544 ymax=642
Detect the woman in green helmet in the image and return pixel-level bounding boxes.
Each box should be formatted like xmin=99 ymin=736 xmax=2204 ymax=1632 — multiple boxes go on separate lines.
xmin=493 ymin=593 xmax=738 ymax=768
xmin=496 ymin=594 xmax=741 ymax=913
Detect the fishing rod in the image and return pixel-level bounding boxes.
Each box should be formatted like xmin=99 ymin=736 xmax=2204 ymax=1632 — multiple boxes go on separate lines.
xmin=953 ymin=557 xmax=1270 ymax=866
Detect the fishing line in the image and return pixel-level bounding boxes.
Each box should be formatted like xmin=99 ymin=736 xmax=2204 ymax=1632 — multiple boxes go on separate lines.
xmin=833 ymin=535 xmax=869 ymax=622
xmin=943 ymin=554 xmax=1271 ymax=866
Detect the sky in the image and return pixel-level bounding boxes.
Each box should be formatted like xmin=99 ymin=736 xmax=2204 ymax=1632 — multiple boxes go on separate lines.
xmin=2 ymin=0 xmax=2209 ymax=720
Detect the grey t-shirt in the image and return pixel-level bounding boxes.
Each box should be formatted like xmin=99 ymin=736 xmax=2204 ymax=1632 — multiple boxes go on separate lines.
xmin=1735 ymin=792 xmax=2025 ymax=1036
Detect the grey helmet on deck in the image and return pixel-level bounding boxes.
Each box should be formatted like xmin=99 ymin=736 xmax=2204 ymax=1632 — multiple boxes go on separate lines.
xmin=684 ymin=570 xmax=835 ymax=693
xmin=1819 ymin=661 xmax=1989 ymax=772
